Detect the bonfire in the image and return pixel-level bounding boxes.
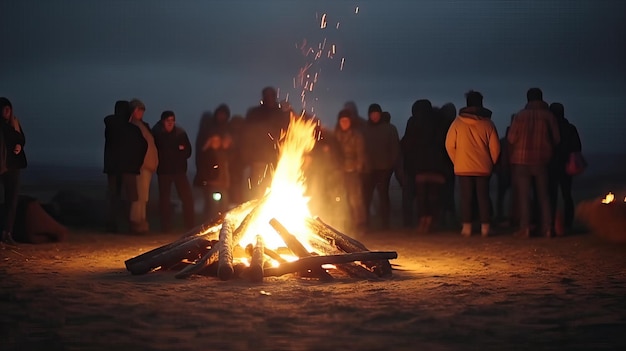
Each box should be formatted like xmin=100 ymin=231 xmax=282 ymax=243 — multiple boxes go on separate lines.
xmin=125 ymin=115 xmax=397 ymax=281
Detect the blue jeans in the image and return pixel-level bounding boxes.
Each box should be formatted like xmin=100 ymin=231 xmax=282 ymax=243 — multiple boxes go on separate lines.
xmin=512 ymin=164 xmax=552 ymax=232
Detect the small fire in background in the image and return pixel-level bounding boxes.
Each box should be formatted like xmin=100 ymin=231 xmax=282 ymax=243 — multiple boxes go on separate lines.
xmin=601 ymin=192 xmax=615 ymax=204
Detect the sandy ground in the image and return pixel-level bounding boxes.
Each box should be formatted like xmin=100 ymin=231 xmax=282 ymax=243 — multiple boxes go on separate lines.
xmin=2 ymin=225 xmax=625 ymax=351
xmin=2 ymin=163 xmax=626 ymax=351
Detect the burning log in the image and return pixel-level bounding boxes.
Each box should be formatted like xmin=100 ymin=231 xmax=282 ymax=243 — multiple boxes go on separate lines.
xmin=263 ymin=251 xmax=398 ymax=277
xmin=247 ymin=235 xmax=265 ymax=283
xmin=264 ymin=247 xmax=286 ymax=264
xmin=306 ymin=218 xmax=393 ymax=277
xmin=176 ymin=195 xmax=268 ymax=279
xmin=269 ymin=218 xmax=311 ymax=258
xmin=126 ymin=236 xmax=218 ymax=275
xmin=217 ymin=219 xmax=235 ymax=281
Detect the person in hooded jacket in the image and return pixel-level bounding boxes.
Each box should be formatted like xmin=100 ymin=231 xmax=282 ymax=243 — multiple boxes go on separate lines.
xmin=0 ymin=97 xmax=27 ymax=245
xmin=103 ymin=100 xmax=130 ymax=232
xmin=195 ymin=132 xmax=230 ymax=220
xmin=334 ymin=109 xmax=367 ymax=234
xmin=445 ymin=91 xmax=500 ymax=237
xmin=152 ymin=110 xmax=195 ymax=232
xmin=548 ymin=102 xmax=582 ymax=235
xmin=362 ymin=103 xmax=400 ymax=230
xmin=401 ymin=99 xmax=448 ymax=234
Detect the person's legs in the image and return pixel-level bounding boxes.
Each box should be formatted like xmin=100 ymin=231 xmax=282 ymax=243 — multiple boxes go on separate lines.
xmin=158 ymin=174 xmax=173 ymax=232
xmin=532 ymin=164 xmax=553 ymax=236
xmin=174 ymin=173 xmax=196 ymax=230
xmin=105 ymin=174 xmax=122 ymax=232
xmin=375 ymin=169 xmax=393 ymax=229
xmin=458 ymin=176 xmax=474 ymax=236
xmin=345 ymin=172 xmax=366 ymax=233
xmin=401 ymin=170 xmax=416 ymax=227
xmin=476 ymin=176 xmax=492 ymax=236
xmin=130 ymin=169 xmax=152 ymax=233
xmin=1 ymin=170 xmax=21 ymax=243
xmin=361 ymin=172 xmax=375 ymax=228
xmin=513 ymin=165 xmax=531 ymax=236
xmin=560 ymin=174 xmax=574 ymax=230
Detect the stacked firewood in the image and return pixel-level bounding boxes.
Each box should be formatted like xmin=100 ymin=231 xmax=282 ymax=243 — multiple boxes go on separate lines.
xmin=125 ymin=199 xmax=397 ymax=281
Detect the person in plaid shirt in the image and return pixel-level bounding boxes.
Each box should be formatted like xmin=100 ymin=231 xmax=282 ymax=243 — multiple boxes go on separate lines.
xmin=507 ymin=88 xmax=560 ymax=238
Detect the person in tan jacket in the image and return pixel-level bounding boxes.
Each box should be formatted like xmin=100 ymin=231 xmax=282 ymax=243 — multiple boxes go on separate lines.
xmin=445 ymin=91 xmax=500 ymax=237
xmin=128 ymin=99 xmax=158 ymax=233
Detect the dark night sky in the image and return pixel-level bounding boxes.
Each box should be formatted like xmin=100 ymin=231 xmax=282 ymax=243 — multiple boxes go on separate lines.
xmin=1 ymin=0 xmax=625 ymax=167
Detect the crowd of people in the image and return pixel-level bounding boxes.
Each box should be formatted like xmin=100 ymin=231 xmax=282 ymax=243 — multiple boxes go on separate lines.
xmin=0 ymin=86 xmax=583 ymax=243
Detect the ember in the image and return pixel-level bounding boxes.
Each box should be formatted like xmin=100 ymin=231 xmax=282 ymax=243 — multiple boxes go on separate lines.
xmin=125 ymin=116 xmax=397 ymax=281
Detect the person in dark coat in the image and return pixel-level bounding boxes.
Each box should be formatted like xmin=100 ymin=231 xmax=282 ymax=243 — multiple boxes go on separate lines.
xmin=103 ymin=100 xmax=130 ymax=232
xmin=401 ymin=99 xmax=448 ymax=234
xmin=0 ymin=97 xmax=27 ymax=245
xmin=361 ymin=103 xmax=400 ymax=230
xmin=548 ymin=102 xmax=582 ymax=235
xmin=242 ymin=87 xmax=290 ymax=200
xmin=195 ymin=132 xmax=230 ymax=220
xmin=152 ymin=111 xmax=195 ymax=232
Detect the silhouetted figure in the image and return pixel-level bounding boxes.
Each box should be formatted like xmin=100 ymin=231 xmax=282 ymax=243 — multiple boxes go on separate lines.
xmin=508 ymin=88 xmax=560 ymax=238
xmin=343 ymin=101 xmax=368 ymax=131
xmin=362 ymin=103 xmax=400 ymax=230
xmin=494 ymin=115 xmax=516 ymax=225
xmin=152 ymin=111 xmax=195 ymax=232
xmin=0 ymin=97 xmax=27 ymax=245
xmin=194 ymin=132 xmax=230 ymax=220
xmin=548 ymin=102 xmax=582 ymax=235
xmin=103 ymin=100 xmax=130 ymax=232
xmin=439 ymin=102 xmax=457 ymax=227
xmin=128 ymin=99 xmax=158 ymax=234
xmin=334 ymin=109 xmax=367 ymax=235
xmin=242 ymin=87 xmax=289 ymax=199
xmin=402 ymin=99 xmax=448 ymax=234
xmin=445 ymin=91 xmax=500 ymax=237
xmin=227 ymin=115 xmax=245 ymax=206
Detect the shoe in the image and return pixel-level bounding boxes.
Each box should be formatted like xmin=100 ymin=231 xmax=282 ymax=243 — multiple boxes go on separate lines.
xmin=513 ymin=228 xmax=530 ymax=238
xmin=460 ymin=223 xmax=472 ymax=237
xmin=1 ymin=231 xmax=18 ymax=245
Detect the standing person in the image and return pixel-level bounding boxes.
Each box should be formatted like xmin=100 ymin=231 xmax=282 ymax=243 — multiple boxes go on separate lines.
xmin=0 ymin=98 xmax=27 ymax=245
xmin=103 ymin=100 xmax=130 ymax=232
xmin=128 ymin=99 xmax=158 ymax=234
xmin=402 ymin=99 xmax=448 ymax=234
xmin=242 ymin=87 xmax=289 ymax=199
xmin=152 ymin=111 xmax=195 ymax=232
xmin=439 ymin=102 xmax=457 ymax=227
xmin=227 ymin=115 xmax=246 ymax=206
xmin=195 ymin=132 xmax=230 ymax=219
xmin=334 ymin=109 xmax=367 ymax=235
xmin=445 ymin=91 xmax=500 ymax=237
xmin=508 ymin=88 xmax=560 ymax=238
xmin=362 ymin=103 xmax=400 ymax=230
xmin=494 ymin=115 xmax=515 ymax=226
xmin=548 ymin=102 xmax=582 ymax=235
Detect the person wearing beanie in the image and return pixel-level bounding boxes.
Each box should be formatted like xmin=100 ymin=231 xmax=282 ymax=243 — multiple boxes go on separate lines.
xmin=128 ymin=98 xmax=158 ymax=234
xmin=548 ymin=102 xmax=582 ymax=235
xmin=445 ymin=90 xmax=500 ymax=237
xmin=0 ymin=97 xmax=27 ymax=245
xmin=334 ymin=108 xmax=367 ymax=235
xmin=152 ymin=111 xmax=195 ymax=232
xmin=361 ymin=103 xmax=400 ymax=230
xmin=508 ymin=88 xmax=560 ymax=238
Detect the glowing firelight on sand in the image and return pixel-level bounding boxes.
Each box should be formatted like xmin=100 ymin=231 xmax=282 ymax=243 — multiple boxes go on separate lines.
xmin=237 ymin=115 xmax=320 ymax=254
xmin=601 ymin=192 xmax=615 ymax=204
